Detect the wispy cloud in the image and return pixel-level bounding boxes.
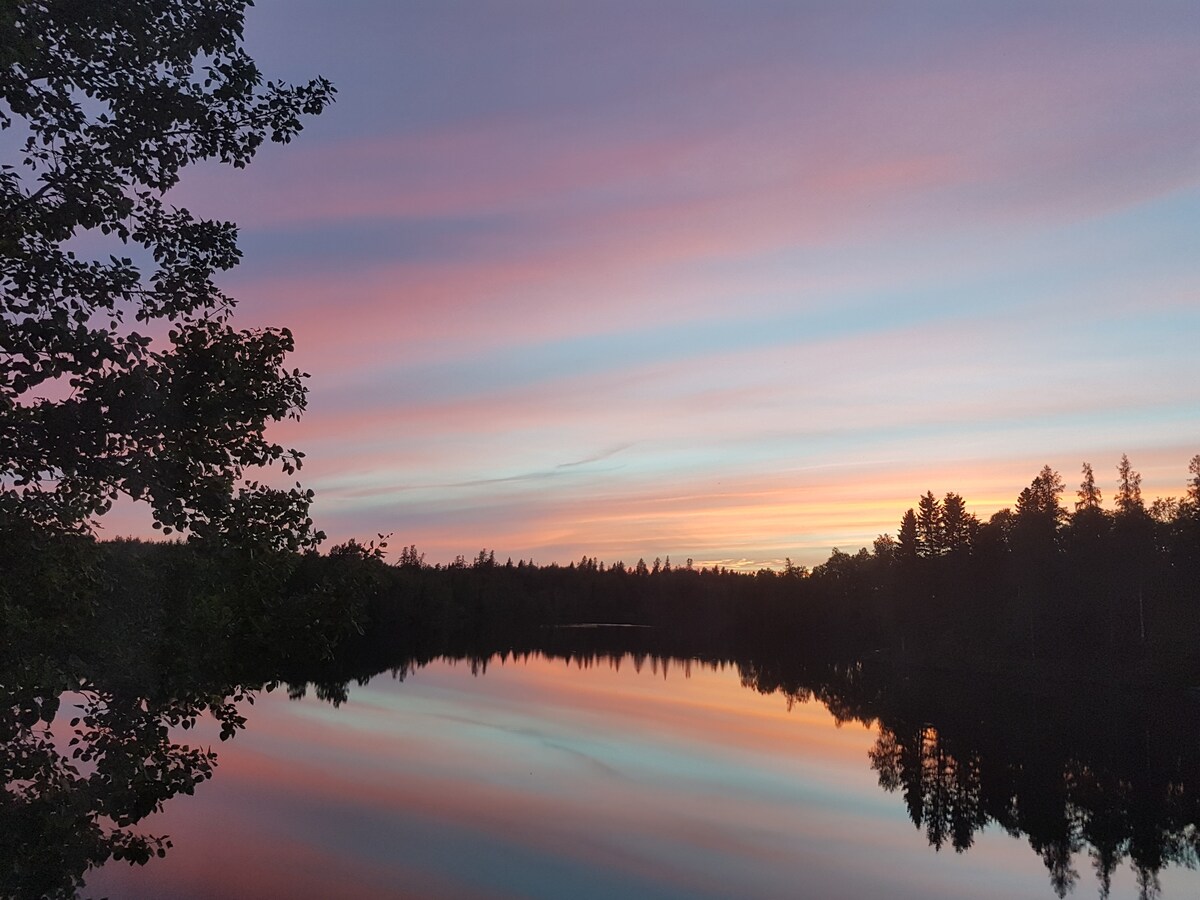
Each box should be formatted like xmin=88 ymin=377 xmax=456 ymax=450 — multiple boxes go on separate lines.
xmin=127 ymin=1 xmax=1200 ymax=564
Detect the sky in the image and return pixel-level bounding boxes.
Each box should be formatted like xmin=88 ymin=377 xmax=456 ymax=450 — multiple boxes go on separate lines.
xmin=154 ymin=0 xmax=1197 ymax=569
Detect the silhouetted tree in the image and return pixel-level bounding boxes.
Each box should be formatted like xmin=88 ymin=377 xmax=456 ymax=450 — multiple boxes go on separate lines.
xmin=1016 ymin=465 xmax=1066 ymax=525
xmin=872 ymin=533 xmax=896 ymax=561
xmin=898 ymin=509 xmax=919 ymax=562
xmin=1069 ymin=462 xmax=1110 ymax=546
xmin=940 ymin=492 xmax=975 ymax=552
xmin=1013 ymin=465 xmax=1066 ymax=568
xmin=1076 ymin=462 xmax=1103 ymax=511
xmin=916 ymin=492 xmax=942 ymax=557
xmin=1116 ymin=454 xmax=1144 ymax=515
xmin=974 ymin=508 xmax=1014 ymax=555
xmin=1148 ymin=497 xmax=1180 ymax=525
xmin=1187 ymin=455 xmax=1200 ymax=516
xmin=398 ymin=545 xmax=425 ymax=569
xmin=1 ymin=0 xmax=333 ymax=549
xmin=1068 ymin=462 xmax=1110 ymax=553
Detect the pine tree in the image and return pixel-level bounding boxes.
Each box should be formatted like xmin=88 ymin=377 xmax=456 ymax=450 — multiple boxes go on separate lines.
xmin=1075 ymin=462 xmax=1102 ymax=511
xmin=916 ymin=492 xmax=942 ymax=557
xmin=898 ymin=509 xmax=919 ymax=561
xmin=1016 ymin=465 xmax=1065 ymax=523
xmin=1115 ymin=454 xmax=1143 ymax=515
xmin=940 ymin=492 xmax=974 ymax=552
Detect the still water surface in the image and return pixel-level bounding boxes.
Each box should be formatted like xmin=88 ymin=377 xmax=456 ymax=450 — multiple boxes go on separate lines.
xmin=84 ymin=653 xmax=1198 ymax=899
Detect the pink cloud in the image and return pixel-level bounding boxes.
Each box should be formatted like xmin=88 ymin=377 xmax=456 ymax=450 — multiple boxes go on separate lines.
xmin=174 ymin=17 xmax=1197 ymax=260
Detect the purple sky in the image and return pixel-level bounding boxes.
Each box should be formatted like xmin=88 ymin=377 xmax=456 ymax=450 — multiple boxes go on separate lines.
xmin=144 ymin=0 xmax=1199 ymax=567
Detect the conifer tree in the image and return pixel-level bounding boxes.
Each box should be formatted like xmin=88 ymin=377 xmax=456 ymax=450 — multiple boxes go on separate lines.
xmin=897 ymin=509 xmax=919 ymax=561
xmin=1115 ymin=454 xmax=1143 ymax=515
xmin=1076 ymin=462 xmax=1103 ymax=511
xmin=940 ymin=492 xmax=974 ymax=552
xmin=916 ymin=492 xmax=942 ymax=557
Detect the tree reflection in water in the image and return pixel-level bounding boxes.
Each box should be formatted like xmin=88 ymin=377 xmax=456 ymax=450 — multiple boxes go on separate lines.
xmin=864 ymin=710 xmax=1200 ymax=900
xmin=740 ymin=649 xmax=1200 ymax=900
xmin=0 ymin=544 xmax=368 ymax=897
xmin=1 ymin=670 xmax=244 ymax=898
xmin=7 ymin=621 xmax=1200 ymax=898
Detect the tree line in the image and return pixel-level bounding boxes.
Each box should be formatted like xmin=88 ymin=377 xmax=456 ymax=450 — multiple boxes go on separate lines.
xmin=337 ymin=453 xmax=1200 ymax=682
xmin=890 ymin=455 xmax=1197 ymax=562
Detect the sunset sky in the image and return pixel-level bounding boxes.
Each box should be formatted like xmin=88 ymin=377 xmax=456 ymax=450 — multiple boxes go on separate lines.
xmin=160 ymin=0 xmax=1198 ymax=568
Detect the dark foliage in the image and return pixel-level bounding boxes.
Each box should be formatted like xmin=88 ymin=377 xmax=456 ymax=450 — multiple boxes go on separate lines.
xmin=1 ymin=0 xmax=332 ymax=550
xmin=349 ymin=455 xmax=1200 ymax=684
xmin=0 ymin=534 xmax=371 ymax=899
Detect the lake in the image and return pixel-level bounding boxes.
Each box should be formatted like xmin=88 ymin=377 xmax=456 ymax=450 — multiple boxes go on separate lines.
xmin=78 ymin=646 xmax=1200 ymax=899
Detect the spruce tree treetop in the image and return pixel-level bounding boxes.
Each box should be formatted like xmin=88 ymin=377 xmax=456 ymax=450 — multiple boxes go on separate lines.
xmin=1189 ymin=455 xmax=1200 ymax=516
xmin=1 ymin=1 xmax=334 ymax=549
xmin=916 ymin=491 xmax=942 ymax=557
xmin=1075 ymin=461 xmax=1102 ymax=512
xmin=1115 ymin=454 xmax=1144 ymax=516
xmin=1016 ymin=465 xmax=1066 ymax=523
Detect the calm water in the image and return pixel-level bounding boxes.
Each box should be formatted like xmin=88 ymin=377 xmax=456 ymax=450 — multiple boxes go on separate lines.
xmin=77 ymin=652 xmax=1200 ymax=899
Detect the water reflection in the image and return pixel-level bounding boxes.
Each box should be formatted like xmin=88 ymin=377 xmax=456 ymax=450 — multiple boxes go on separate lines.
xmin=861 ymin=690 xmax=1200 ymax=900
xmin=333 ymin=629 xmax=1200 ymax=900
xmin=7 ymin=625 xmax=1200 ymax=898
xmin=739 ymin=643 xmax=1200 ymax=900
xmin=0 ymin=671 xmax=246 ymax=898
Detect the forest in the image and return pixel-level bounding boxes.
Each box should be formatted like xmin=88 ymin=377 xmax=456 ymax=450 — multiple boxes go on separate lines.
xmin=328 ymin=453 xmax=1200 ymax=683
xmin=7 ymin=452 xmax=1198 ymax=696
